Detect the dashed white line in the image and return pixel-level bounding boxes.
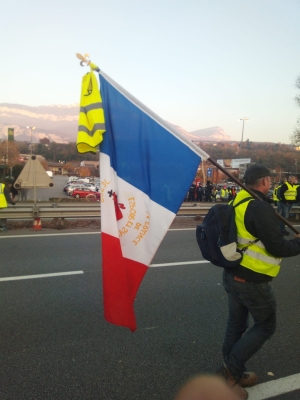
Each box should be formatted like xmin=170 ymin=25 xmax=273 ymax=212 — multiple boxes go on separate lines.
xmin=0 ymin=225 xmax=298 ymax=239
xmin=0 ymin=251 xmax=299 ymax=400
xmin=0 ymin=232 xmax=100 ymax=239
xmin=0 ymin=271 xmax=84 ymax=282
xmin=0 ymin=261 xmax=207 ymax=282
xmin=0 ymin=227 xmax=196 ymax=239
xmin=247 ymin=373 xmax=300 ymax=399
xmin=150 ymin=260 xmax=209 ymax=267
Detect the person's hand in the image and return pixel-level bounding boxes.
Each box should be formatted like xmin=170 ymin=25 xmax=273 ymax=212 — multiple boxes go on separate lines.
xmin=294 ymin=233 xmax=300 ymax=239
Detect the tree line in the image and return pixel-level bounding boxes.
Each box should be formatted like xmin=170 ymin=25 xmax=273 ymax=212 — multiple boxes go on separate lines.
xmin=290 ymin=75 xmax=300 ymax=146
xmin=199 ymin=141 xmax=300 ymax=175
xmin=1 ymin=136 xmax=300 ymax=178
xmin=16 ymin=138 xmax=99 ymax=163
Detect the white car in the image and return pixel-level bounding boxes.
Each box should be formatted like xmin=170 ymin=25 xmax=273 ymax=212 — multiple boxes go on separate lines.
xmin=84 ymin=183 xmax=97 ymax=191
xmin=67 ymin=184 xmax=97 ymax=195
xmin=68 ymin=176 xmax=79 ymax=183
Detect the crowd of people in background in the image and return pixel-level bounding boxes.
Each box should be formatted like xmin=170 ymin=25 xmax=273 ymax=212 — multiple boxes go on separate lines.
xmin=186 ymin=175 xmax=300 ymax=236
xmin=185 ymin=181 xmax=239 ymax=203
xmin=273 ymin=175 xmax=300 ymax=236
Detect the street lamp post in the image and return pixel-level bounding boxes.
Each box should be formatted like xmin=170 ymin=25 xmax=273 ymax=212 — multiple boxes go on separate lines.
xmin=26 ymin=126 xmax=36 ymax=154
xmin=26 ymin=126 xmax=37 ymax=204
xmin=238 ymin=117 xmax=249 ymax=151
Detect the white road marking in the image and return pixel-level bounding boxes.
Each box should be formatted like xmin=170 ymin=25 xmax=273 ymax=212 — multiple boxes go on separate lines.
xmin=0 ymin=228 xmax=196 ymax=239
xmin=169 ymin=228 xmax=196 ymax=231
xmin=0 ymin=271 xmax=84 ymax=282
xmin=0 ymin=225 xmax=299 ymax=239
xmin=1 ymin=226 xmax=299 ymax=400
xmin=0 ymin=232 xmax=101 ymax=239
xmin=150 ymin=260 xmax=209 ymax=267
xmin=247 ymin=373 xmax=300 ymax=399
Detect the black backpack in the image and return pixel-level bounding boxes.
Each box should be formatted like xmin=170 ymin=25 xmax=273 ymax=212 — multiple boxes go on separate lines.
xmin=196 ymin=197 xmax=254 ymax=268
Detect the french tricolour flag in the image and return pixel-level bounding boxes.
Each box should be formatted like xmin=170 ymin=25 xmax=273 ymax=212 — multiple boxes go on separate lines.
xmin=99 ymin=70 xmax=209 ymax=331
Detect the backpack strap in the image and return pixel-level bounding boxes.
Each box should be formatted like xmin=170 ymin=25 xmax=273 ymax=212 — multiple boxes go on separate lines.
xmin=219 ymin=197 xmax=253 ymax=233
xmin=232 ymin=196 xmax=253 ymax=208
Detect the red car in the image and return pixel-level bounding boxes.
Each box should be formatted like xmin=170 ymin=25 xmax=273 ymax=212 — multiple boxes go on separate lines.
xmin=71 ymin=188 xmax=100 ymax=201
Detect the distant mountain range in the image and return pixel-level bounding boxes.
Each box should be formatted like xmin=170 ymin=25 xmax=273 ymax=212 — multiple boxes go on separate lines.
xmin=0 ymin=103 xmax=231 ymax=143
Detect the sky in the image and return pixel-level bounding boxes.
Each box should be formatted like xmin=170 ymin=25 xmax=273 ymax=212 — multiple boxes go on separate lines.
xmin=1 ymin=0 xmax=300 ymax=144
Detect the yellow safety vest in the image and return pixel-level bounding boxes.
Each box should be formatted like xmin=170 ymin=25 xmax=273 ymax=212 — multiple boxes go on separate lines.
xmin=273 ymin=186 xmax=280 ymax=202
xmin=221 ymin=189 xmax=228 ymax=197
xmin=233 ymin=190 xmax=281 ymax=277
xmin=0 ymin=183 xmax=8 ymax=208
xmin=283 ymin=182 xmax=297 ymax=201
xmin=76 ymin=71 xmax=106 ymax=154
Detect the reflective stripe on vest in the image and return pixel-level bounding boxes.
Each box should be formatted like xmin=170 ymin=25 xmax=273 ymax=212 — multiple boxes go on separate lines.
xmin=273 ymin=187 xmax=279 ymax=201
xmin=233 ymin=190 xmax=281 ymax=277
xmin=277 ymin=184 xmax=283 ymax=201
xmin=237 ymin=236 xmax=281 ymax=266
xmin=0 ymin=183 xmax=7 ymax=208
xmin=284 ymin=182 xmax=297 ymax=201
xmin=76 ymin=72 xmax=106 ymax=154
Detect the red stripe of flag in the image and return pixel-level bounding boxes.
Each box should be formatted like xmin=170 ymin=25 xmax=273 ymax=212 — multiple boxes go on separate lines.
xmin=102 ymin=233 xmax=148 ymax=332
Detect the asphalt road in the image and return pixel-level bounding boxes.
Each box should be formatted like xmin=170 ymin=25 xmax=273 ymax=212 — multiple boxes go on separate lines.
xmin=23 ymin=175 xmax=70 ymax=201
xmin=0 ymin=229 xmax=300 ymax=399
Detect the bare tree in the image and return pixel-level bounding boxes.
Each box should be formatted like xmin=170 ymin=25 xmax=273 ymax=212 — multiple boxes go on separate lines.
xmin=0 ymin=141 xmax=20 ymax=167
xmin=291 ymin=76 xmax=300 ymax=146
xmin=296 ymin=76 xmax=300 ymax=107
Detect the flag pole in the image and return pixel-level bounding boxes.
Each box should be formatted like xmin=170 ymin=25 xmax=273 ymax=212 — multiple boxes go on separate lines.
xmin=208 ymin=157 xmax=299 ymax=234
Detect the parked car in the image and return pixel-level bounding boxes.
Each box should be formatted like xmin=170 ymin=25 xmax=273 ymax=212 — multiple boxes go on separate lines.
xmin=67 ymin=176 xmax=80 ymax=183
xmin=67 ymin=186 xmax=79 ymax=195
xmin=67 ymin=184 xmax=97 ymax=195
xmin=71 ymin=188 xmax=100 ymax=200
xmin=63 ymin=183 xmax=78 ymax=193
xmin=76 ymin=178 xmax=90 ymax=183
xmin=84 ymin=183 xmax=97 ymax=191
xmin=63 ymin=183 xmax=81 ymax=192
xmin=68 ymin=180 xmax=86 ymax=186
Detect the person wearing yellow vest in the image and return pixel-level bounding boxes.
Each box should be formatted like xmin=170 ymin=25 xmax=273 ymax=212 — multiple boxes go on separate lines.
xmin=0 ymin=177 xmax=16 ymax=231
xmin=275 ymin=177 xmax=286 ymax=230
xmin=272 ymin=183 xmax=279 ymax=205
xmin=218 ymin=164 xmax=300 ymax=400
xmin=278 ymin=175 xmax=297 ymax=236
xmin=220 ymin=186 xmax=229 ymax=202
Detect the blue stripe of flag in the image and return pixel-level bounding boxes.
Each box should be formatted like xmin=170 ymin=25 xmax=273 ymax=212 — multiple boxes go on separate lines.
xmin=99 ymin=74 xmax=202 ymax=213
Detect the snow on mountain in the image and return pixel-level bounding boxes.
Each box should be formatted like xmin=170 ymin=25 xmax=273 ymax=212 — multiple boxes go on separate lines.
xmin=169 ymin=124 xmax=230 ymax=142
xmin=0 ymin=103 xmax=79 ymax=143
xmin=190 ymin=126 xmax=231 ymax=141
xmin=0 ymin=103 xmax=231 ymax=143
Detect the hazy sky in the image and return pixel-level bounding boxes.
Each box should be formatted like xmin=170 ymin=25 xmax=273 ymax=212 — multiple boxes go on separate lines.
xmin=1 ymin=0 xmax=300 ymax=143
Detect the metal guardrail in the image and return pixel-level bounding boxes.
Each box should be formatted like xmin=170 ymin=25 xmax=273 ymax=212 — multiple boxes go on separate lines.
xmin=0 ymin=205 xmax=101 ymax=219
xmin=1 ymin=202 xmax=300 ymax=220
xmin=0 ymin=202 xmax=211 ymax=221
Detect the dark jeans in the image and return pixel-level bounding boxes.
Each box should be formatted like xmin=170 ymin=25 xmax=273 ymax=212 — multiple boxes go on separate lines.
xmin=206 ymin=194 xmax=212 ymax=202
xmin=277 ymin=202 xmax=292 ymax=233
xmin=222 ymin=271 xmax=276 ymax=379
